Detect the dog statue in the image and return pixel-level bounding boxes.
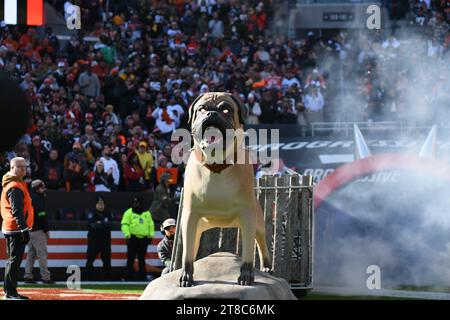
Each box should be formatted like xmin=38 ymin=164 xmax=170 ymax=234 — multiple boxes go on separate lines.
xmin=179 ymin=92 xmax=271 ymax=287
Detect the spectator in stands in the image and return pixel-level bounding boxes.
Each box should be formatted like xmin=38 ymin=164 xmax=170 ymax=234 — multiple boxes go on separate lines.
xmin=19 ymin=73 xmax=34 ymax=92
xmin=124 ymin=152 xmax=145 ymax=192
xmin=254 ymin=44 xmax=271 ymax=64
xmin=304 ymin=85 xmax=325 ymax=124
xmin=259 ymin=89 xmax=277 ymax=124
xmin=152 ymin=127 xmax=168 ymax=151
xmin=121 ymin=196 xmax=155 ymax=281
xmin=282 ymin=71 xmax=302 ymax=91
xmin=80 ymin=125 xmax=102 ymax=154
xmin=276 ymin=97 xmax=297 ymax=124
xmin=92 ymin=160 xmax=115 ymax=192
xmin=150 ymin=172 xmax=172 ymax=224
xmin=86 ymin=197 xmax=114 ymax=281
xmin=105 ymin=104 xmax=120 ymax=126
xmin=157 ymin=218 xmax=177 ymax=275
xmin=78 ymin=64 xmax=101 ymax=99
xmin=28 ymin=135 xmax=48 ymax=179
xmin=296 ymin=101 xmax=308 ymax=136
xmin=99 ymin=145 xmax=120 ymax=191
xmin=144 ymin=134 xmax=157 ymax=161
xmin=151 ymin=99 xmax=176 ymax=140
xmin=135 ymin=141 xmax=154 ymax=189
xmin=24 ymin=180 xmax=53 ymax=284
xmin=42 ymin=149 xmax=63 ymax=190
xmin=197 ymin=12 xmax=209 ymax=36
xmin=99 ymin=36 xmax=117 ymax=68
xmin=208 ymin=12 xmax=225 ymax=39
xmin=161 ymin=144 xmax=175 ymax=167
xmin=305 ymin=68 xmax=326 ymax=91
xmin=64 ymin=142 xmax=89 ymax=191
xmin=167 ymin=95 xmax=185 ymax=128
xmin=181 ymin=10 xmax=197 ymax=36
xmin=64 ymin=142 xmax=88 ymax=172
xmin=117 ymin=153 xmax=128 ymax=191
xmin=245 ymin=93 xmax=262 ymax=125
xmin=167 ymin=21 xmax=182 ymax=38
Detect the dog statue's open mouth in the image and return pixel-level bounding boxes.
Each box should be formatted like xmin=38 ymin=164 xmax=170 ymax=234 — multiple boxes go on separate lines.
xmin=194 ymin=116 xmax=233 ymax=150
xmin=200 ymin=126 xmax=224 ymax=149
xmin=194 ymin=123 xmax=237 ymax=164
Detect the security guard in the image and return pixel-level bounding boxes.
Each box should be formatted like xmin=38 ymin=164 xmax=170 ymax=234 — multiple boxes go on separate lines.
xmin=121 ymin=196 xmax=155 ymax=281
xmin=1 ymin=157 xmax=34 ymax=300
xmin=86 ymin=197 xmax=114 ymax=280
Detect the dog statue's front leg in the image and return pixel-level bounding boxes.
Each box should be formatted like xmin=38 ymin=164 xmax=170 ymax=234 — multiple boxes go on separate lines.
xmin=179 ymin=260 xmax=194 ymax=287
xmin=238 ymin=214 xmax=256 ymax=286
xmin=256 ymin=205 xmax=272 ymax=273
xmin=238 ymin=262 xmax=254 ymax=286
xmin=179 ymin=209 xmax=197 ymax=287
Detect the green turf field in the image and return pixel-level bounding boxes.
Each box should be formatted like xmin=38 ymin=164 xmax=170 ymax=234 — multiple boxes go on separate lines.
xmin=21 ymin=284 xmax=147 ymax=294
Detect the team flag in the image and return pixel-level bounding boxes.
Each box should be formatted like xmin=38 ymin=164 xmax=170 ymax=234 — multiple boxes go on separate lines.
xmin=0 ymin=0 xmax=43 ymax=26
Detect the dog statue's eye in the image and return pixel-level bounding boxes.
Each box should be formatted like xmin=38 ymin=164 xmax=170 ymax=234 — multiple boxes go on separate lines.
xmin=222 ymin=109 xmax=229 ymax=114
xmin=199 ymin=107 xmax=207 ymax=113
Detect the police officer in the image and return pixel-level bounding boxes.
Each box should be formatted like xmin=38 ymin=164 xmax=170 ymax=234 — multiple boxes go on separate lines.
xmin=86 ymin=197 xmax=114 ymax=280
xmin=121 ymin=196 xmax=155 ymax=281
xmin=157 ymin=218 xmax=176 ymax=275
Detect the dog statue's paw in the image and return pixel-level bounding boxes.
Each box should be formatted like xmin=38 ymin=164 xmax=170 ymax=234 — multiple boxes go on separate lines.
xmin=179 ymin=270 xmax=194 ymax=287
xmin=262 ymin=267 xmax=272 ymax=274
xmin=238 ymin=262 xmax=254 ymax=286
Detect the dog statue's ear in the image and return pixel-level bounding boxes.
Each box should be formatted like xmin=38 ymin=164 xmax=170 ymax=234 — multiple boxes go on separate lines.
xmin=229 ymin=94 xmax=248 ymax=125
xmin=188 ymin=93 xmax=205 ymax=126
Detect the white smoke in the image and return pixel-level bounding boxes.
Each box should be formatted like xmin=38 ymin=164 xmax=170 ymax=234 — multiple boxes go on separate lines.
xmin=313 ymin=22 xmax=450 ymax=290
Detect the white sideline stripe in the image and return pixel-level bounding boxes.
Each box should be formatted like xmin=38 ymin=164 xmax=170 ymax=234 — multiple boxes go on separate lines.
xmin=4 ymin=0 xmax=18 ymax=25
xmin=0 ymin=231 xmax=163 ymax=240
xmin=29 ymin=245 xmax=158 ymax=253
xmin=19 ymin=281 xmax=148 ymax=285
xmin=0 ymin=259 xmax=162 ymax=268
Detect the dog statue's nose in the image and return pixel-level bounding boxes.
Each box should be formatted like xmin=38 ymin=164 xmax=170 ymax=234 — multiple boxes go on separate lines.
xmin=207 ymin=110 xmax=220 ymax=118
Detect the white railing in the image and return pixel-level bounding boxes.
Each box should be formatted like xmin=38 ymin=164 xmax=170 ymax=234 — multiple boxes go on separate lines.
xmin=310 ymin=121 xmax=450 ymax=136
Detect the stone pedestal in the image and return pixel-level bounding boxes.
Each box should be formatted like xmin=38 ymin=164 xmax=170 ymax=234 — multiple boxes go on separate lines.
xmin=140 ymin=252 xmax=296 ymax=300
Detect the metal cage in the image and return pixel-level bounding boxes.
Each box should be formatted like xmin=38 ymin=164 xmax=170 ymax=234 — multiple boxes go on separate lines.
xmin=170 ymin=174 xmax=314 ymax=290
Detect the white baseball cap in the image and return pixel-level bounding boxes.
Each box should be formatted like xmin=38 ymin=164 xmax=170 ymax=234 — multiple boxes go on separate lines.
xmin=31 ymin=179 xmax=45 ymax=189
xmin=161 ymin=218 xmax=176 ymax=231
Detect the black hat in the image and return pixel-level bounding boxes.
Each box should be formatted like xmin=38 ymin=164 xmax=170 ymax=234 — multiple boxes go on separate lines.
xmin=96 ymin=196 xmax=105 ymax=205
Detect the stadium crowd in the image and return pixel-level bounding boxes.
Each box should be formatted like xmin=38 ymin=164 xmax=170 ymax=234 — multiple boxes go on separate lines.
xmin=0 ymin=0 xmax=449 ymax=190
